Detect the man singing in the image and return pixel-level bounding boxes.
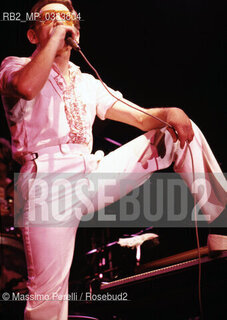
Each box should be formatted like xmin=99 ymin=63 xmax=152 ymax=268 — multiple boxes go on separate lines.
xmin=0 ymin=1 xmax=226 ymax=319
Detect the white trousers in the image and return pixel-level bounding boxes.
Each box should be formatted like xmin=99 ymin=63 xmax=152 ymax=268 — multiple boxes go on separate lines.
xmin=19 ymin=122 xmax=226 ymax=319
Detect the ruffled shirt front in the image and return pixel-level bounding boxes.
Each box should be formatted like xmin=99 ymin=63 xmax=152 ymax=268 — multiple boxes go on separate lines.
xmin=54 ymin=63 xmax=91 ymax=145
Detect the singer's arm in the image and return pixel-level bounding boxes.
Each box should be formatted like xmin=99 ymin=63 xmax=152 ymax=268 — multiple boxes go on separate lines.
xmin=9 ymin=40 xmax=58 ymax=100
xmin=106 ymin=99 xmax=194 ymax=148
xmin=7 ymin=24 xmax=76 ymax=100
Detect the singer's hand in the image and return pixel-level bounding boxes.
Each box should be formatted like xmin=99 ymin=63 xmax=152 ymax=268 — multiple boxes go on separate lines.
xmin=50 ymin=22 xmax=77 ymax=52
xmin=165 ymin=107 xmax=194 ymax=148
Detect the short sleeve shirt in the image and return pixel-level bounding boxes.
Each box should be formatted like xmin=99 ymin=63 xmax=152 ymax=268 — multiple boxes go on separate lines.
xmin=0 ymin=56 xmax=123 ymax=160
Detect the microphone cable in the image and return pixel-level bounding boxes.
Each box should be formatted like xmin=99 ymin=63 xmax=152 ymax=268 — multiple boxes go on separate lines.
xmin=67 ymin=37 xmax=203 ymax=318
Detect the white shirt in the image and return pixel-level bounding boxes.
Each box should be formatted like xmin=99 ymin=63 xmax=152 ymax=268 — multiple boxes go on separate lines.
xmin=0 ymin=56 xmax=122 ymax=162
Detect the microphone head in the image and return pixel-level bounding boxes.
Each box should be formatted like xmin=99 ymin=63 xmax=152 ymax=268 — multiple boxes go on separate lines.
xmin=65 ymin=36 xmax=81 ymax=51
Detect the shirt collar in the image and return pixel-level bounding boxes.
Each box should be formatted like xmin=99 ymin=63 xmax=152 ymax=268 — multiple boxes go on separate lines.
xmin=52 ymin=61 xmax=80 ymax=90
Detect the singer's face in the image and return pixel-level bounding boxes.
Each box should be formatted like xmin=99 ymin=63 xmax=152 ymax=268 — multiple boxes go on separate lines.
xmin=31 ymin=3 xmax=78 ymax=49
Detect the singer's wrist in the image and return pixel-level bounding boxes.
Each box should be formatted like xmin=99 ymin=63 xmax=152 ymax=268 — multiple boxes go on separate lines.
xmin=140 ymin=107 xmax=168 ymax=131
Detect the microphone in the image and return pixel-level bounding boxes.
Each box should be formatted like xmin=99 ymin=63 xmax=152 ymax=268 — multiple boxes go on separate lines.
xmin=65 ymin=35 xmax=81 ymax=51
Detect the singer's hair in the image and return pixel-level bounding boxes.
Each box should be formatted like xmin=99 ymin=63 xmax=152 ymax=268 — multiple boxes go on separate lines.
xmin=29 ymin=0 xmax=80 ymax=30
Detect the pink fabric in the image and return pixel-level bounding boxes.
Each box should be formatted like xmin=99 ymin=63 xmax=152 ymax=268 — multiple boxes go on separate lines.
xmin=18 ymin=124 xmax=226 ymax=320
